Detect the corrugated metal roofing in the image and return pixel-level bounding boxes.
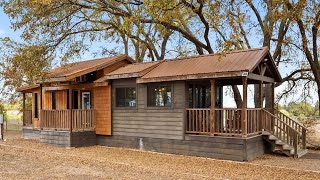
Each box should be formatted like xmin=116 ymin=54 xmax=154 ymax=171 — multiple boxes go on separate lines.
xmin=48 ymin=54 xmax=133 ymax=78
xmin=106 ymin=61 xmax=161 ymax=76
xmin=141 ymin=47 xmax=270 ymax=80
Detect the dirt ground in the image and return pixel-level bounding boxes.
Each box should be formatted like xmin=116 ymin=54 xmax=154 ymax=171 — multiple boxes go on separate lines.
xmin=1 ymin=131 xmax=320 ymax=180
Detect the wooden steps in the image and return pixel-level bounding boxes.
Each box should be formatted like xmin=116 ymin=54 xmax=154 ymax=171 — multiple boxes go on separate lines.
xmin=262 ymin=131 xmax=308 ymax=158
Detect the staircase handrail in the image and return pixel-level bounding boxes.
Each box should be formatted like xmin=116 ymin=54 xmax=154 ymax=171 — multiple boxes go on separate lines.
xmin=262 ymin=109 xmax=306 ymax=158
xmin=274 ymin=109 xmax=307 ymax=133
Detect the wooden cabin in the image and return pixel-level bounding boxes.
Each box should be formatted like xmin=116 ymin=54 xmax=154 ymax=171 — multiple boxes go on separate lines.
xmin=18 ymin=55 xmax=134 ymax=146
xmin=18 ymin=47 xmax=308 ymax=161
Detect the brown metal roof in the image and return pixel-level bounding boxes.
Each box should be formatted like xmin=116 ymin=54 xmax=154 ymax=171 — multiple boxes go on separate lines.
xmin=100 ymin=61 xmax=162 ymax=80
xmin=48 ymin=54 xmax=134 ymax=81
xmin=139 ymin=47 xmax=281 ymax=83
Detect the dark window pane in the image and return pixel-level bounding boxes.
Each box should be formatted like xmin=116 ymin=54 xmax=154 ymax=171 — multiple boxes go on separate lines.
xmin=52 ymin=92 xmax=56 ymax=110
xmin=116 ymin=88 xmax=136 ymax=107
xmin=73 ymin=91 xmax=78 ymax=109
xmin=147 ymin=85 xmax=172 ymax=107
xmin=34 ymin=93 xmax=38 ymax=118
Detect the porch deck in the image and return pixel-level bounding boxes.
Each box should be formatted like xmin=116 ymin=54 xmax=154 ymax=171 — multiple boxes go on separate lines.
xmin=186 ymin=108 xmax=307 ymax=157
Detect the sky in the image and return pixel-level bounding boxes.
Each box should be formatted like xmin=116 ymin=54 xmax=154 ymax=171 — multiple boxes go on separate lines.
xmin=0 ymin=8 xmax=317 ymax=107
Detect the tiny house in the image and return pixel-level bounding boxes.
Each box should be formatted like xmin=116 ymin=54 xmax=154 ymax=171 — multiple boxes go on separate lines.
xmin=18 ymin=48 xmax=308 ymax=161
xmin=18 ymin=55 xmax=133 ymax=146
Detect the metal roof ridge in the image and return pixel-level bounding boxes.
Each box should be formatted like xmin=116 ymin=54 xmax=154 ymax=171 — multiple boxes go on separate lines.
xmin=160 ymin=47 xmax=268 ymax=62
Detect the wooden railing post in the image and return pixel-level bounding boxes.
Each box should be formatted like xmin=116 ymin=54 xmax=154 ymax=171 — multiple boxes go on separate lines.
xmin=210 ymin=79 xmax=215 ymax=134
xmin=69 ymin=89 xmax=73 ymax=132
xmin=22 ymin=93 xmax=26 ymax=126
xmin=242 ymin=77 xmax=248 ymax=137
xmin=302 ymin=128 xmax=306 ymax=149
xmin=293 ymin=132 xmax=298 ymax=158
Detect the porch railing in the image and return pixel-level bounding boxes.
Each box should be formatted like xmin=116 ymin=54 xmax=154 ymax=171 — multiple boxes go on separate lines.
xmin=40 ymin=109 xmax=95 ymax=131
xmin=23 ymin=110 xmax=32 ymax=126
xmin=186 ymin=108 xmax=262 ymax=136
xmin=262 ymin=109 xmax=306 ymax=157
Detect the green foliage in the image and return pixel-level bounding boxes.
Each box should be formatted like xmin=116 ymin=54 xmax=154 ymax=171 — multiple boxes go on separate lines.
xmin=0 ymin=38 xmax=52 ymax=100
xmin=281 ymin=101 xmax=318 ymax=118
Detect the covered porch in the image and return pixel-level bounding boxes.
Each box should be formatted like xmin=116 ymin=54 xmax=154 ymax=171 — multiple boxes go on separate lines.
xmin=185 ymin=76 xmax=272 ymax=137
xmin=21 ymin=84 xmax=96 ymax=132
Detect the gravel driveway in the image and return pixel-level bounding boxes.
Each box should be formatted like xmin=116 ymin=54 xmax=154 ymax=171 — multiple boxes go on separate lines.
xmin=0 ymin=131 xmax=320 ymax=180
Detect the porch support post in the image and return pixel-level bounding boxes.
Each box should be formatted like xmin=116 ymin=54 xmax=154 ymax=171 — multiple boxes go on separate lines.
xmin=242 ymin=77 xmax=248 ymax=137
xmin=23 ymin=93 xmax=26 ymax=126
xmin=210 ymin=79 xmax=215 ymax=134
xmin=259 ymin=81 xmax=263 ymax=132
xmin=69 ymin=88 xmax=73 ymax=132
xmin=39 ymin=84 xmax=43 ymax=128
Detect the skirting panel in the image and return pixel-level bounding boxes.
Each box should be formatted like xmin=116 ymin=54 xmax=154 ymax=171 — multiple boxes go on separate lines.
xmin=39 ymin=130 xmax=96 ymax=147
xmin=22 ymin=127 xmax=40 ymax=140
xmin=97 ymin=134 xmax=268 ymax=161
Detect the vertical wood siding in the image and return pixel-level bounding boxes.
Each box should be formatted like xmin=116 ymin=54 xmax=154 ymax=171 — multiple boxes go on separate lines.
xmin=42 ymin=90 xmax=67 ymax=110
xmin=94 ymin=85 xmax=112 ymax=135
xmin=112 ymin=79 xmax=186 ymax=140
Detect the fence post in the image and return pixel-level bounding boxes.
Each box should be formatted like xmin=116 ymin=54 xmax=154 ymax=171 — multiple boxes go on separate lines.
xmin=210 ymin=79 xmax=215 ymax=135
xmin=302 ymin=128 xmax=306 ymax=149
xmin=293 ymin=133 xmax=298 ymax=158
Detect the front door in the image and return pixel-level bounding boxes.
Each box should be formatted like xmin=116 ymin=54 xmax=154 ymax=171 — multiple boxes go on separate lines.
xmin=81 ymin=92 xmax=91 ymax=109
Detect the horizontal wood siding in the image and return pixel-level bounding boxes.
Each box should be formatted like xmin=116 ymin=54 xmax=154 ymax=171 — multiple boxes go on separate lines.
xmin=94 ymin=85 xmax=112 ymax=135
xmin=112 ymin=79 xmax=185 ymax=140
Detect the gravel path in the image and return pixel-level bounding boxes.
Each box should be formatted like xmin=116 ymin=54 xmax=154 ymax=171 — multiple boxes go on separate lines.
xmin=0 ymin=131 xmax=320 ymax=180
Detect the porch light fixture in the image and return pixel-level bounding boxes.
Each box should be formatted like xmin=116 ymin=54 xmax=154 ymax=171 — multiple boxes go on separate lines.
xmin=242 ymin=71 xmax=249 ymax=76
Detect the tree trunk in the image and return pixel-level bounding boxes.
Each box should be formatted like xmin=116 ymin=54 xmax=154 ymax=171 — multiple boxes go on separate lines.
xmin=232 ymin=85 xmax=243 ymax=108
xmin=264 ymin=84 xmax=273 ymax=110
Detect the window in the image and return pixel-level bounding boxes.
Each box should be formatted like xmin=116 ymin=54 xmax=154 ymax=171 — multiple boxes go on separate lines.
xmin=147 ymin=85 xmax=172 ymax=107
xmin=82 ymin=92 xmax=91 ymax=109
xmin=73 ymin=91 xmax=78 ymax=109
xmin=52 ymin=92 xmax=56 ymax=110
xmin=116 ymin=88 xmax=136 ymax=107
xmin=34 ymin=93 xmax=38 ymax=118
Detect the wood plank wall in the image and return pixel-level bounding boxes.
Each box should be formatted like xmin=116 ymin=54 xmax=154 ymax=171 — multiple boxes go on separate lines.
xmin=94 ymin=85 xmax=112 ymax=135
xmin=112 ymin=79 xmax=186 ymax=140
xmin=42 ymin=90 xmax=67 ymax=110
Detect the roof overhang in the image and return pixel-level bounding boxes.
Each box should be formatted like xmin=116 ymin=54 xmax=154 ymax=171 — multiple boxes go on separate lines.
xmin=45 ymin=55 xmax=134 ymax=83
xmin=16 ymin=84 xmax=40 ymax=93
xmin=137 ymin=71 xmax=247 ymax=83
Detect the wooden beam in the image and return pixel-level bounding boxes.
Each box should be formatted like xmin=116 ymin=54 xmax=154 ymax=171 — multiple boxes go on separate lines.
xmin=247 ymin=73 xmax=275 ymax=83
xmin=137 ymin=71 xmax=244 ymax=83
xmin=210 ymin=79 xmax=216 ymax=134
xmin=43 ymin=83 xmax=95 ymax=91
xmin=69 ymin=88 xmax=73 ymax=132
xmin=23 ymin=93 xmax=26 ymax=126
xmin=242 ymin=77 xmax=248 ymax=137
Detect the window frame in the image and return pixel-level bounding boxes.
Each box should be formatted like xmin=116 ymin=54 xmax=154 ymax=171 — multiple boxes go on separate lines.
xmin=146 ymin=83 xmax=173 ymax=109
xmin=115 ymin=87 xmax=137 ymax=108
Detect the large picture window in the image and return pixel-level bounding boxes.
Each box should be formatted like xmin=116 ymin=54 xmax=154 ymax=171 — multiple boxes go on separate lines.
xmin=116 ymin=88 xmax=136 ymax=107
xmin=147 ymin=85 xmax=172 ymax=107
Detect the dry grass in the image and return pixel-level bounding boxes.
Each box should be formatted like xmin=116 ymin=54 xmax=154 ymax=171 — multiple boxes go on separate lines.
xmin=0 ymin=131 xmax=320 ymax=180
